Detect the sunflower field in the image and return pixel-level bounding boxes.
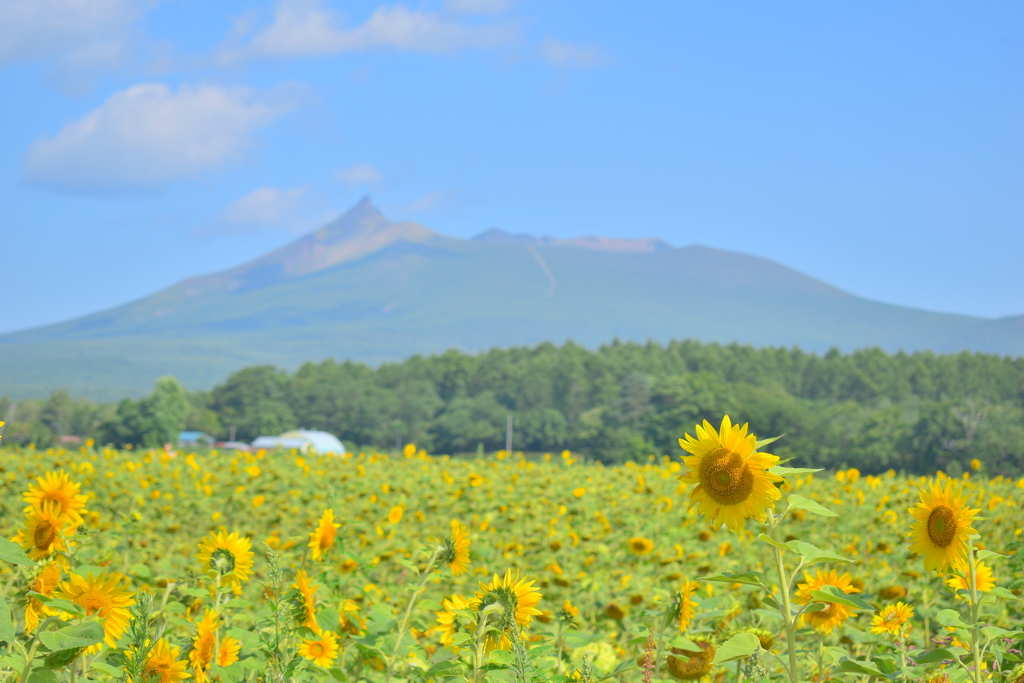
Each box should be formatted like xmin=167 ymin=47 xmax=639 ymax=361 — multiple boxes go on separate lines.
xmin=1 ymin=417 xmax=1023 ymax=683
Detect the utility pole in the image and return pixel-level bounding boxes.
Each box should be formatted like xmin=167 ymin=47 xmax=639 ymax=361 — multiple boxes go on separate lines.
xmin=505 ymin=414 xmax=513 ymax=455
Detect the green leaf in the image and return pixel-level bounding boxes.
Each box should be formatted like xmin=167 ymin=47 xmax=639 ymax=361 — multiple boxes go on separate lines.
xmin=450 ymin=632 xmax=474 ymax=647
xmin=0 ymin=539 xmax=33 ymax=566
xmin=936 ymin=609 xmax=969 ymax=629
xmin=980 ymin=626 xmax=1021 ymax=639
xmin=45 ymin=647 xmax=85 ymax=670
xmin=755 ymin=435 xmax=784 ymax=450
xmin=702 ymin=571 xmax=767 ymax=588
xmin=88 ymin=662 xmax=123 ymax=677
xmin=836 ymin=659 xmax=886 ymax=677
xmin=668 ymin=636 xmax=702 ymax=652
xmin=418 ymin=599 xmax=441 ymax=611
xmin=989 ymin=587 xmax=1017 ymax=601
xmin=786 ymin=494 xmax=837 ymax=518
xmin=164 ymin=601 xmax=186 ymax=614
xmin=914 ymin=648 xmax=957 ymax=664
xmin=26 ymin=670 xmax=57 ymax=683
xmin=28 ymin=594 xmax=85 ymax=619
xmin=809 ymin=585 xmax=873 ymax=610
xmin=425 ymin=660 xmax=467 ymax=678
xmin=487 ymin=650 xmax=515 ymax=667
xmin=756 ymin=534 xmax=790 ymax=552
xmin=225 ymin=599 xmax=252 ymax=608
xmin=596 ymin=658 xmax=636 ymax=682
xmin=0 ymin=598 xmax=14 ymax=644
xmin=975 ymin=550 xmax=1008 ymax=561
xmin=786 ymin=541 xmax=850 ymax=565
xmin=227 ymin=628 xmax=261 ymax=650
xmin=761 ymin=596 xmax=780 ymax=610
xmin=712 ymin=633 xmax=760 ymax=664
xmin=769 ymin=466 xmax=822 ymax=477
xmin=39 ymin=621 xmax=104 ymax=652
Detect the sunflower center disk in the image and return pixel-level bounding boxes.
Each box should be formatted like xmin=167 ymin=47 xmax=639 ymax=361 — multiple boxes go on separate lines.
xmin=699 ymin=449 xmax=754 ymax=505
xmin=77 ymin=590 xmax=111 ymax=616
xmin=927 ymin=505 xmax=957 ymax=547
xmin=34 ymin=522 xmax=57 ymax=549
xmin=210 ymin=548 xmax=237 ymax=574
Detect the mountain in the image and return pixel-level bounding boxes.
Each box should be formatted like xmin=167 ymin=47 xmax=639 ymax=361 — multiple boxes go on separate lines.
xmin=2 ymin=198 xmax=1022 ymax=400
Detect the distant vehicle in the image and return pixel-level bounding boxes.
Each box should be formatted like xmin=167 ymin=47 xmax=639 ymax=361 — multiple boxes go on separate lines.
xmin=250 ymin=430 xmax=345 ymax=455
xmin=178 ymin=431 xmax=215 ymax=447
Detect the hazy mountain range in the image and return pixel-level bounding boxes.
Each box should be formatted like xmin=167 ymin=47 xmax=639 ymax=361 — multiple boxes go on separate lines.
xmin=3 ymin=197 xmax=1022 ymax=400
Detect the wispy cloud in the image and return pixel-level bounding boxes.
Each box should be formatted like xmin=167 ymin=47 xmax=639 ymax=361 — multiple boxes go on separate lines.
xmin=335 ymin=163 xmax=382 ymax=186
xmin=539 ymin=37 xmax=607 ymax=68
xmin=219 ymin=0 xmax=518 ymax=62
xmin=222 ymin=186 xmax=309 ymax=225
xmin=402 ymin=189 xmax=461 ymax=215
xmin=444 ymin=0 xmax=511 ymax=16
xmin=23 ymin=82 xmax=307 ymax=193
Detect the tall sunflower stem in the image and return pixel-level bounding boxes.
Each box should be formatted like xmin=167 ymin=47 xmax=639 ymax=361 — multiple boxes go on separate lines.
xmin=385 ymin=545 xmax=442 ymax=683
xmin=766 ymin=513 xmax=800 ymax=683
xmin=966 ymin=544 xmax=983 ymax=683
xmin=471 ymin=611 xmax=494 ymax=683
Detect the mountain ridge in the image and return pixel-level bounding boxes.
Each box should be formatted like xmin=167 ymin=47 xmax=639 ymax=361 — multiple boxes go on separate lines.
xmin=2 ymin=198 xmax=1021 ymax=400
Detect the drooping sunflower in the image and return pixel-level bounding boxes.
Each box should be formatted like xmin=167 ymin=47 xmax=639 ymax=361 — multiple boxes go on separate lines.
xmin=24 ymin=563 xmax=62 ymax=631
xmin=470 ymin=569 xmax=543 ymax=651
xmin=23 ymin=471 xmax=89 ymax=529
xmin=677 ymin=579 xmax=699 ymax=632
xmin=294 ymin=570 xmax=321 ymax=633
xmin=435 ymin=593 xmax=473 ymax=648
xmin=443 ymin=519 xmax=471 ymax=575
xmin=136 ymin=639 xmax=190 ymax=683
xmin=908 ymin=479 xmax=979 ymax=572
xmin=298 ymin=631 xmax=339 ymax=668
xmin=666 ymin=639 xmax=716 ymax=680
xmin=628 ymin=537 xmax=654 ymax=555
xmin=308 ymin=509 xmax=341 ymax=561
xmin=189 ymin=609 xmax=223 ymax=683
xmin=196 ymin=530 xmax=254 ymax=586
xmin=19 ymin=502 xmax=69 ymax=560
xmin=946 ymin=561 xmax=995 ymax=595
xmin=55 ymin=571 xmax=135 ymax=652
xmin=795 ymin=570 xmax=860 ymax=634
xmin=677 ymin=416 xmax=783 ymax=532
xmin=870 ymin=602 xmax=914 ymax=637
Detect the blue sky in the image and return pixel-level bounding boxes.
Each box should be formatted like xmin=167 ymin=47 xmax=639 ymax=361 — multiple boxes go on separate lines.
xmin=2 ymin=0 xmax=1021 ymax=335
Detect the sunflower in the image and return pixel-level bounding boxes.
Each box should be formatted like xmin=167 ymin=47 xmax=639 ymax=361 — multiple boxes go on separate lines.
xmin=908 ymin=479 xmax=979 ymax=572
xmin=435 ymin=593 xmax=473 ymax=648
xmin=443 ymin=519 xmax=471 ymax=575
xmin=795 ymin=570 xmax=860 ymax=634
xmin=189 ymin=610 xmax=219 ymax=683
xmin=471 ymin=569 xmax=543 ymax=651
xmin=870 ymin=602 xmax=913 ymax=637
xmin=677 ymin=579 xmax=699 ymax=632
xmin=23 ymin=471 xmax=89 ymax=529
xmin=339 ymin=599 xmax=365 ymax=636
xmin=19 ymin=502 xmax=69 ymax=560
xmin=25 ymin=563 xmax=62 ymax=632
xmin=666 ymin=639 xmax=716 ymax=680
xmin=308 ymin=509 xmax=340 ymax=561
xmin=196 ymin=530 xmax=254 ymax=585
xmin=136 ymin=639 xmax=190 ymax=683
xmin=217 ymin=637 xmax=241 ymax=667
xmin=299 ymin=631 xmax=339 ymax=668
xmin=294 ymin=570 xmax=321 ymax=633
xmin=677 ymin=416 xmax=783 ymax=532
xmin=628 ymin=537 xmax=654 ymax=555
xmin=559 ymin=599 xmax=580 ymax=627
xmin=946 ymin=561 xmax=995 ymax=595
xmin=55 ymin=571 xmax=135 ymax=652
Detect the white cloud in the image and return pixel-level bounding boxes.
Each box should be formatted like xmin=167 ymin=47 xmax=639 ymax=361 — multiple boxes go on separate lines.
xmin=444 ymin=0 xmax=510 ymax=15
xmin=403 ymin=189 xmax=461 ymax=214
xmin=23 ymin=82 xmax=304 ymax=193
xmin=335 ymin=163 xmax=382 ymax=186
xmin=222 ymin=186 xmax=309 ymax=225
xmin=539 ymin=37 xmax=606 ymax=68
xmin=0 ymin=0 xmax=153 ymax=66
xmin=224 ymin=0 xmax=517 ymax=60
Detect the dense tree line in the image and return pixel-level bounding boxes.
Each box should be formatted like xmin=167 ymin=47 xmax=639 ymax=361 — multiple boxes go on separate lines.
xmin=3 ymin=340 xmax=1024 ymax=475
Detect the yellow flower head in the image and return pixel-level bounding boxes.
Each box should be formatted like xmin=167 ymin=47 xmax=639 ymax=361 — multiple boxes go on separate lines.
xmin=23 ymin=471 xmax=89 ymax=529
xmin=908 ymin=479 xmax=979 ymax=572
xmin=471 ymin=569 xmax=543 ymax=651
xmin=628 ymin=537 xmax=654 ymax=555
xmin=871 ymin=602 xmax=914 ymax=638
xmin=388 ymin=506 xmax=404 ymax=524
xmin=677 ymin=416 xmax=783 ymax=532
xmin=299 ymin=631 xmax=339 ymax=668
xmin=795 ymin=570 xmax=860 ymax=634
xmin=55 ymin=571 xmax=135 ymax=652
xmin=666 ymin=639 xmax=716 ymax=680
xmin=25 ymin=563 xmax=62 ymax=632
xmin=217 ymin=637 xmax=241 ymax=668
xmin=20 ymin=502 xmax=69 ymax=560
xmin=196 ymin=530 xmax=254 ymax=585
xmin=677 ymin=579 xmax=699 ymax=632
xmin=435 ymin=593 xmax=472 ymax=648
xmin=443 ymin=519 xmax=471 ymax=576
xmin=294 ymin=569 xmax=321 ymax=633
xmin=308 ymin=509 xmax=341 ymax=561
xmin=136 ymin=638 xmax=190 ymax=683
xmin=946 ymin=561 xmax=995 ymax=595
xmin=189 ymin=609 xmax=220 ymax=683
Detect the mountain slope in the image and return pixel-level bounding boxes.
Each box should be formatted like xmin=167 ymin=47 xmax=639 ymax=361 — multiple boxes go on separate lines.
xmin=2 ymin=199 xmax=1021 ymax=399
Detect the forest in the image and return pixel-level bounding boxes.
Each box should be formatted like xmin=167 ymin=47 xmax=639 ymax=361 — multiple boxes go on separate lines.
xmin=3 ymin=339 xmax=1023 ymax=475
